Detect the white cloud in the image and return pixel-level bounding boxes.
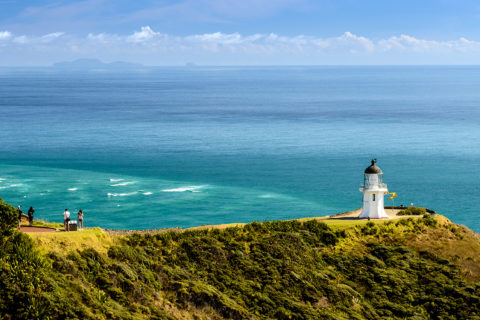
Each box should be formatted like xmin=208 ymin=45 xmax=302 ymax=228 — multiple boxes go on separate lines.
xmin=4 ymin=32 xmax=65 ymax=45
xmin=187 ymin=32 xmax=243 ymax=44
xmin=87 ymin=32 xmax=122 ymax=43
xmin=127 ymin=26 xmax=164 ymax=43
xmin=87 ymin=33 xmax=106 ymax=41
xmin=13 ymin=35 xmax=28 ymax=44
xmin=11 ymin=26 xmax=477 ymax=54
xmin=41 ymin=32 xmax=65 ymax=42
xmin=377 ymin=34 xmax=480 ymax=54
xmin=338 ymin=32 xmax=375 ymax=52
xmin=2 ymin=26 xmax=480 ymax=65
xmin=0 ymin=31 xmax=12 ymax=40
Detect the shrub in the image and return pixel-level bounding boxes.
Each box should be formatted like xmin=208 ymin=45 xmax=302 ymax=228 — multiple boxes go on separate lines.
xmin=422 ymin=215 xmax=438 ymax=227
xmin=398 ymin=207 xmax=427 ymax=216
xmin=0 ymin=232 xmax=53 ymax=319
xmin=320 ymin=231 xmax=338 ymax=246
xmin=0 ymin=198 xmax=18 ymax=238
xmin=303 ymin=220 xmax=329 ymax=234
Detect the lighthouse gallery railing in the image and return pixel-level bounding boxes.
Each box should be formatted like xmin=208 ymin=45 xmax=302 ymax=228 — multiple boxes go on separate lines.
xmin=360 ymin=183 xmax=388 ymax=189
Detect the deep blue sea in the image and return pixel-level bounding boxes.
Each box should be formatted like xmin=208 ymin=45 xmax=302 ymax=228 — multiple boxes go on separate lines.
xmin=0 ymin=66 xmax=479 ymax=231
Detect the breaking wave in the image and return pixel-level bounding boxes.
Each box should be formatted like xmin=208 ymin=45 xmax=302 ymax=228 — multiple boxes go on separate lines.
xmin=161 ymin=186 xmax=204 ymax=193
xmin=107 ymin=192 xmax=138 ymax=197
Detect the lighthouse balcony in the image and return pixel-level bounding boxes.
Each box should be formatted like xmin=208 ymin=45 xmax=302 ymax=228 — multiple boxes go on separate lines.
xmin=359 ymin=183 xmax=388 ymax=191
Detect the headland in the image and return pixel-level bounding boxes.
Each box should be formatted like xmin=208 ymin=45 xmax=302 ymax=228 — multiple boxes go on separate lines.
xmin=3 ymin=202 xmax=477 ymax=319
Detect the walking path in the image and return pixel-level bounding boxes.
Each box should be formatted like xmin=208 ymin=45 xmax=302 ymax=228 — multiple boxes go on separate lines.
xmin=19 ymin=226 xmax=57 ymax=233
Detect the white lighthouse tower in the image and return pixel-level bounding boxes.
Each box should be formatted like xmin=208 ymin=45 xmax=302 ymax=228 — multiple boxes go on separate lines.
xmin=359 ymin=159 xmax=389 ymax=219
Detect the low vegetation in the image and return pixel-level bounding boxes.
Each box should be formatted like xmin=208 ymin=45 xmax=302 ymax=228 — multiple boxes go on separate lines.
xmin=0 ymin=197 xmax=479 ymax=319
xmin=397 ymin=206 xmax=427 ymax=216
xmin=30 ymin=220 xmax=64 ymax=229
xmin=29 ymin=228 xmax=113 ymax=255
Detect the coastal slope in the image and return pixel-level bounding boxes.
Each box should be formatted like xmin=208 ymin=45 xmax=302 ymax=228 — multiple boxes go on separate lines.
xmin=0 ymin=199 xmax=479 ymax=319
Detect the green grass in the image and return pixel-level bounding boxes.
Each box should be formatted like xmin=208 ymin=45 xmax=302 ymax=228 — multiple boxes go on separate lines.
xmin=321 ymin=218 xmax=388 ymax=229
xmin=28 ymin=228 xmax=114 ymax=255
xmin=189 ymin=215 xmax=382 ymax=232
xmin=31 ymin=220 xmax=64 ymax=229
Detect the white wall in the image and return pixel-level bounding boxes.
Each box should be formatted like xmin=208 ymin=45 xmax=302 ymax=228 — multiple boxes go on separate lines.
xmin=359 ymin=173 xmax=388 ymax=218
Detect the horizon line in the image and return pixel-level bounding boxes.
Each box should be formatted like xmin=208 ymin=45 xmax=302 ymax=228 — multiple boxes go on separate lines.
xmin=2 ymin=64 xmax=480 ymax=68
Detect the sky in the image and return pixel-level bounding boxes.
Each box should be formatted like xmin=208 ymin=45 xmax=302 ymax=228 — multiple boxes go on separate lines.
xmin=1 ymin=0 xmax=480 ymax=66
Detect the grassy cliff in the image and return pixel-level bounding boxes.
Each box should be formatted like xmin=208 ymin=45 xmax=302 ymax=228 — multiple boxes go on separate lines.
xmin=1 ymin=198 xmax=480 ymax=319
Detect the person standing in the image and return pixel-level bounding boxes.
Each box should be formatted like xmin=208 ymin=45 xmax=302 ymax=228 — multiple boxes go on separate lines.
xmin=17 ymin=206 xmax=23 ymax=229
xmin=28 ymin=207 xmax=34 ymax=226
xmin=78 ymin=209 xmax=84 ymax=231
xmin=63 ymin=209 xmax=71 ymax=231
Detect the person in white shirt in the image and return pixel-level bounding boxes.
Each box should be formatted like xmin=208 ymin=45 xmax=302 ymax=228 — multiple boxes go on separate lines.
xmin=63 ymin=209 xmax=71 ymax=231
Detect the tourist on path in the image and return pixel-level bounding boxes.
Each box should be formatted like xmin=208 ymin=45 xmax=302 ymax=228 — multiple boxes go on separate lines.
xmin=28 ymin=207 xmax=34 ymax=226
xmin=78 ymin=209 xmax=84 ymax=231
xmin=63 ymin=209 xmax=71 ymax=231
xmin=17 ymin=206 xmax=23 ymax=229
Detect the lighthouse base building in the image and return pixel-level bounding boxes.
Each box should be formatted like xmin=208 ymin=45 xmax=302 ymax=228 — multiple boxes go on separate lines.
xmin=359 ymin=159 xmax=389 ymax=219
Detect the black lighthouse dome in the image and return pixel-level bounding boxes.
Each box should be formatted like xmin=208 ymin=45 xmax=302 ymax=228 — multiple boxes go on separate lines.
xmin=364 ymin=159 xmax=382 ymax=174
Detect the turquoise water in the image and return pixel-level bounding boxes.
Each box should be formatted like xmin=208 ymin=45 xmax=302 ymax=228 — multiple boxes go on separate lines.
xmin=0 ymin=66 xmax=479 ymax=231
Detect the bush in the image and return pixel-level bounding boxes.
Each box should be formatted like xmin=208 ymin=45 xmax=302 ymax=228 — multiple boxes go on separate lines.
xmin=422 ymin=215 xmax=438 ymax=227
xmin=398 ymin=207 xmax=427 ymax=216
xmin=320 ymin=231 xmax=338 ymax=246
xmin=0 ymin=198 xmax=18 ymax=238
xmin=303 ymin=220 xmax=329 ymax=234
xmin=0 ymin=232 xmax=53 ymax=319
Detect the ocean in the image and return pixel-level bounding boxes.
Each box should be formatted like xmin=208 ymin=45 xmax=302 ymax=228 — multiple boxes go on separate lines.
xmin=0 ymin=66 xmax=479 ymax=231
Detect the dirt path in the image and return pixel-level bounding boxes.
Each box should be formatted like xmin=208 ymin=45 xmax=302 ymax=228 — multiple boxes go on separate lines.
xmin=20 ymin=226 xmax=57 ymax=233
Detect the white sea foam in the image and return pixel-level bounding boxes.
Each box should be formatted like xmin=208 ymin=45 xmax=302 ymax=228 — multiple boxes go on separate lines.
xmin=68 ymin=188 xmax=78 ymax=191
xmin=109 ymin=178 xmax=124 ymax=182
xmin=6 ymin=183 xmax=22 ymax=188
xmin=107 ymin=192 xmax=138 ymax=197
xmin=162 ymin=186 xmax=204 ymax=193
xmin=111 ymin=181 xmax=134 ymax=187
xmin=259 ymin=194 xmax=278 ymax=199
xmin=143 ymin=192 xmax=153 ymax=195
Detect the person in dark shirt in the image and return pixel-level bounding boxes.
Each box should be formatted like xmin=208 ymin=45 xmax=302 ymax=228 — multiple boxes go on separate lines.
xmin=28 ymin=207 xmax=34 ymax=226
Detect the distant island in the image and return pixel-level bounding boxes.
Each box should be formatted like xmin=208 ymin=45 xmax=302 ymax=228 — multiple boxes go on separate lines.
xmin=52 ymin=59 xmax=145 ymax=71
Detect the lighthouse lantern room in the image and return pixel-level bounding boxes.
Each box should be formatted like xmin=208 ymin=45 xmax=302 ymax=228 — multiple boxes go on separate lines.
xmin=359 ymin=159 xmax=389 ymax=219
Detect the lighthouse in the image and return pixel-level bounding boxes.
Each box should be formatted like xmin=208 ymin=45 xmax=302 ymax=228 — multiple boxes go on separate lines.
xmin=359 ymin=159 xmax=389 ymax=219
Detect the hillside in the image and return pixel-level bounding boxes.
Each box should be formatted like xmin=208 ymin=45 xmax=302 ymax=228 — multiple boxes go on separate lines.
xmin=0 ymin=198 xmax=479 ymax=319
